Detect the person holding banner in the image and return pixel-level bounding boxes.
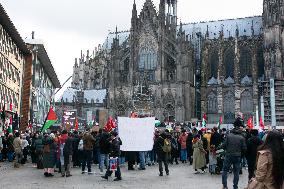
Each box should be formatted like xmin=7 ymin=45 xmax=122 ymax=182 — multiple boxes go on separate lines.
xmin=101 ymin=131 xmax=122 ymax=181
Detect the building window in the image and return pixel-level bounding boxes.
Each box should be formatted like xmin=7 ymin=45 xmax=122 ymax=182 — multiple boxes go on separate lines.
xmin=257 ymin=47 xmax=264 ymax=78
xmin=240 ymin=47 xmax=252 ymax=78
xmin=207 ymin=92 xmax=218 ymax=113
xmin=223 ymin=91 xmax=235 ymax=124
xmin=209 ymin=50 xmax=219 ymax=79
xmin=138 ymin=48 xmax=157 ymax=71
xmin=241 ymin=90 xmax=253 ymax=121
xmin=224 ymin=48 xmax=235 ymax=78
xmin=207 ymin=91 xmax=218 ymax=123
xmin=166 ymin=55 xmax=176 ymax=81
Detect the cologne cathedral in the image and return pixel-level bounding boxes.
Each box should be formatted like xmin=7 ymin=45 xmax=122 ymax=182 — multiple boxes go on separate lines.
xmin=71 ymin=0 xmax=284 ymax=126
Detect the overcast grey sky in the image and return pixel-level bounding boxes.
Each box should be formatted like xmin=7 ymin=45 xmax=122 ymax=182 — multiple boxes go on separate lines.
xmin=0 ymin=0 xmax=263 ymax=93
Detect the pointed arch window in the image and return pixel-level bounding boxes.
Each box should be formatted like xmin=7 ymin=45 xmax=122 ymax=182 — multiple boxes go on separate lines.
xmin=241 ymin=90 xmax=253 ymax=121
xmin=209 ymin=50 xmax=219 ymax=79
xmin=207 ymin=92 xmax=218 ymax=113
xmin=223 ymin=91 xmax=235 ymax=124
xmin=224 ymin=48 xmax=235 ymax=78
xmin=138 ymin=48 xmax=157 ymax=71
xmin=240 ymin=47 xmax=252 ymax=78
xmin=257 ymin=47 xmax=264 ymax=78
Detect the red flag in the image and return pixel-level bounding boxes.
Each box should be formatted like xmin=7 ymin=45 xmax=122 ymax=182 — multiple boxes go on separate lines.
xmin=75 ymin=118 xmax=78 ymax=131
xmin=259 ymin=116 xmax=265 ymax=130
xmin=203 ymin=114 xmax=207 ymax=121
xmin=104 ymin=117 xmax=116 ymax=132
xmin=219 ymin=116 xmax=223 ymax=124
xmin=247 ymin=117 xmax=253 ymax=129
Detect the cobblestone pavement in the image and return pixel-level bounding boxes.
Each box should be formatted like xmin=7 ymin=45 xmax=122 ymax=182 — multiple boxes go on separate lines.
xmin=0 ymin=162 xmax=248 ymax=189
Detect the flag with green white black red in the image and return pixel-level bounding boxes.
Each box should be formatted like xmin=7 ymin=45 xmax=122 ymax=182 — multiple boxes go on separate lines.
xmin=41 ymin=107 xmax=57 ymax=132
xmin=202 ymin=114 xmax=207 ymax=128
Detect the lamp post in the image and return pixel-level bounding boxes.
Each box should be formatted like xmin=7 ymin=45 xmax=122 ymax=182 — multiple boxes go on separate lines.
xmin=270 ymin=78 xmax=276 ymax=129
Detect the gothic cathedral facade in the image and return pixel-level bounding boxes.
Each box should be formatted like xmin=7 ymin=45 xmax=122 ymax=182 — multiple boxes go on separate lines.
xmin=71 ymin=0 xmax=284 ymax=125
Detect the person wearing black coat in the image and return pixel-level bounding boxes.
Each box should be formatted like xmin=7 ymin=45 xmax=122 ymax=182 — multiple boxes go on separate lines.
xmin=62 ymin=133 xmax=73 ymax=177
xmin=210 ymin=127 xmax=222 ymax=148
xmin=101 ymin=132 xmax=122 ymax=181
xmin=99 ymin=131 xmax=111 ymax=173
xmin=170 ymin=133 xmax=179 ymax=165
xmin=72 ymin=131 xmax=80 ymax=167
xmin=245 ymin=129 xmax=263 ymax=180
xmin=154 ymin=132 xmax=170 ymax=176
xmin=186 ymin=132 xmax=193 ymax=164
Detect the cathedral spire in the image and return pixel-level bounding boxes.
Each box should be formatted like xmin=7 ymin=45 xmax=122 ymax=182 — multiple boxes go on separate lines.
xmin=179 ymin=20 xmax=183 ymax=33
xmin=205 ymin=25 xmax=209 ymax=39
xmin=235 ymin=24 xmax=239 ymax=38
xmin=132 ymin=0 xmax=137 ymax=17
xmin=251 ymin=20 xmax=255 ymax=36
xmin=131 ymin=0 xmax=137 ymax=31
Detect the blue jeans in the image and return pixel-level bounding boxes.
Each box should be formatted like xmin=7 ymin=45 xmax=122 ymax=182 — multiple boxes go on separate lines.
xmin=180 ymin=149 xmax=187 ymax=161
xmin=119 ymin=157 xmax=125 ymax=165
xmin=7 ymin=152 xmax=14 ymax=162
xmin=149 ymin=150 xmax=156 ymax=163
xmin=145 ymin=151 xmax=152 ymax=164
xmin=222 ymin=155 xmax=241 ymax=189
xmin=139 ymin=151 xmax=146 ymax=169
xmin=100 ymin=154 xmax=109 ymax=172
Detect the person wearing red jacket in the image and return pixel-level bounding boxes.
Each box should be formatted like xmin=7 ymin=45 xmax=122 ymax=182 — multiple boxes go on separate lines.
xmin=179 ymin=129 xmax=188 ymax=163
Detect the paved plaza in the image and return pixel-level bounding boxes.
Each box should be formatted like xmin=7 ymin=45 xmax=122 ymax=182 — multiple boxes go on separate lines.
xmin=0 ymin=162 xmax=249 ymax=189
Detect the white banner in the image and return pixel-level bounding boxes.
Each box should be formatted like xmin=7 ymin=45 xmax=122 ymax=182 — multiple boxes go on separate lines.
xmin=118 ymin=117 xmax=155 ymax=151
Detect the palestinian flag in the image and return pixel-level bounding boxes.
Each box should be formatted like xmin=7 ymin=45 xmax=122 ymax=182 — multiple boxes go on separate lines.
xmin=217 ymin=116 xmax=223 ymax=129
xmin=41 ymin=107 xmax=57 ymax=132
xmin=202 ymin=114 xmax=207 ymax=128
xmin=74 ymin=118 xmax=79 ymax=131
xmin=259 ymin=116 xmax=265 ymax=130
xmin=7 ymin=124 xmax=12 ymax=134
xmin=247 ymin=117 xmax=253 ymax=129
xmin=1 ymin=104 xmax=5 ymax=122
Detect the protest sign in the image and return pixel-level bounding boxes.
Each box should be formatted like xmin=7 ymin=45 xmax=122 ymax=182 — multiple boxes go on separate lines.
xmin=118 ymin=117 xmax=155 ymax=151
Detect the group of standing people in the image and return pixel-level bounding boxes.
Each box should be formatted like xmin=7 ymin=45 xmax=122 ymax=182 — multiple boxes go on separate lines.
xmin=220 ymin=116 xmax=284 ymax=189
xmin=1 ymin=119 xmax=284 ymax=188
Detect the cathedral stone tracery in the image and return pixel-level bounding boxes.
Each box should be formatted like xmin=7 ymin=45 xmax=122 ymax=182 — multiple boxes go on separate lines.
xmin=71 ymin=0 xmax=284 ymax=125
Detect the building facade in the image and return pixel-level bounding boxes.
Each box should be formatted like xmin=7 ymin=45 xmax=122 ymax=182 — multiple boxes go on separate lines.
xmin=21 ymin=38 xmax=61 ymax=130
xmin=72 ymin=0 xmax=196 ymax=122
xmin=71 ymin=0 xmax=284 ymax=125
xmin=55 ymin=88 xmax=107 ymax=128
xmin=0 ymin=4 xmax=31 ymax=131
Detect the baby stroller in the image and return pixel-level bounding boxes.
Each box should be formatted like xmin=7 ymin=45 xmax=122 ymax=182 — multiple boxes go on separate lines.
xmin=209 ymin=146 xmax=217 ymax=175
xmin=215 ymin=149 xmax=225 ymax=174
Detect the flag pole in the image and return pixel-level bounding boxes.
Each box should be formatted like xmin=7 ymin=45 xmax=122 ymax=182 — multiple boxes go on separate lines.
xmin=40 ymin=107 xmax=51 ymax=133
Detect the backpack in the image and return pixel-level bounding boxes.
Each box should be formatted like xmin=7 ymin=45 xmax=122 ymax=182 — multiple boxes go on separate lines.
xmin=78 ymin=139 xmax=83 ymax=151
xmin=162 ymin=138 xmax=172 ymax=153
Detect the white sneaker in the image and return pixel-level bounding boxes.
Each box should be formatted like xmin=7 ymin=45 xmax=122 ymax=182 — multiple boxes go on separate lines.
xmin=99 ymin=171 xmax=104 ymax=175
xmin=194 ymin=171 xmax=200 ymax=174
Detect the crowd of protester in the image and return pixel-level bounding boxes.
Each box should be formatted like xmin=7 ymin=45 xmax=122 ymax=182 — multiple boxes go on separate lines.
xmin=0 ymin=117 xmax=284 ymax=188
